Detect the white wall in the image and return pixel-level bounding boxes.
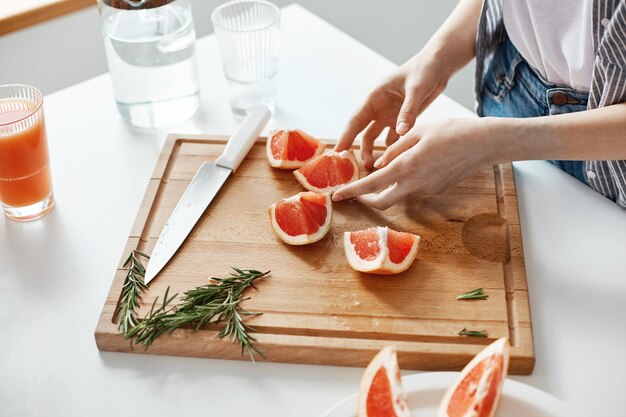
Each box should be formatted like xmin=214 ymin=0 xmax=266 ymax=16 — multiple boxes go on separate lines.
xmin=0 ymin=1 xmax=475 ymax=109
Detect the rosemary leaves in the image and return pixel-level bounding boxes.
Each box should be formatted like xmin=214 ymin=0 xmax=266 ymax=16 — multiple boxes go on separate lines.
xmin=125 ymin=267 xmax=269 ymax=362
xmin=456 ymin=288 xmax=489 ymax=301
xmin=116 ymin=250 xmax=149 ymax=334
xmin=115 ymin=250 xmax=268 ymax=361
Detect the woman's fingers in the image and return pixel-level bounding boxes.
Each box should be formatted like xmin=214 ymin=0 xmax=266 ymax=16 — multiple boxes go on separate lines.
xmin=374 ymin=133 xmax=420 ymax=168
xmin=356 ymin=182 xmax=410 ymax=211
xmin=395 ymin=86 xmax=424 ymax=135
xmin=332 ymin=163 xmax=399 ymax=202
xmin=360 ymin=121 xmax=385 ymax=169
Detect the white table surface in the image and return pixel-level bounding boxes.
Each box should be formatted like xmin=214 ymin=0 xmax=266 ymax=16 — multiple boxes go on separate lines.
xmin=1 ymin=4 xmax=625 ymax=416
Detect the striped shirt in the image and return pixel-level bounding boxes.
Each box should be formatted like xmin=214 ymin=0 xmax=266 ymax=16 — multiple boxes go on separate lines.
xmin=475 ymin=0 xmax=626 ymax=208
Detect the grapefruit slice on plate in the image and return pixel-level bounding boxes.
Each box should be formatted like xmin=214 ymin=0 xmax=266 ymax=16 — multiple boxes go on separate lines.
xmin=357 ymin=346 xmax=411 ymax=417
xmin=438 ymin=337 xmax=510 ymax=417
xmin=293 ymin=150 xmax=359 ymax=194
xmin=266 ymin=129 xmax=326 ymax=169
xmin=344 ymin=226 xmax=420 ymax=274
xmin=268 ymin=191 xmax=332 ymax=245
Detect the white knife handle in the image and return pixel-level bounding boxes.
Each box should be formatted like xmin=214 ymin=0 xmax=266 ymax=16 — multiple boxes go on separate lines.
xmin=215 ymin=106 xmax=271 ymax=172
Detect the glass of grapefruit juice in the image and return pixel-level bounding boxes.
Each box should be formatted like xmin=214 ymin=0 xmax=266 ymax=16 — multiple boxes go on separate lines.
xmin=0 ymin=85 xmax=54 ymax=221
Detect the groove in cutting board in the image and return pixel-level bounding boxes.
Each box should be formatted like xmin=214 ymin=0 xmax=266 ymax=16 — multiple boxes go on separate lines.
xmin=95 ymin=134 xmax=535 ymax=374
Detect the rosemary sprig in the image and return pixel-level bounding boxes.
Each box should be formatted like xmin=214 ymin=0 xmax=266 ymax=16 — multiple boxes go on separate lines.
xmin=458 ymin=328 xmax=488 ymax=338
xmin=126 ymin=268 xmax=269 ymax=362
xmin=116 ymin=250 xmax=150 ymax=334
xmin=456 ymin=288 xmax=489 ymax=301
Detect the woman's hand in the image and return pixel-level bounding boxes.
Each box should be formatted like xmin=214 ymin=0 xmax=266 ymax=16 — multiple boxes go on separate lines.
xmin=334 ymin=50 xmax=453 ymax=169
xmin=335 ymin=102 xmax=626 ymax=210
xmin=332 ymin=118 xmax=504 ymax=209
xmin=333 ymin=0 xmax=484 ymax=170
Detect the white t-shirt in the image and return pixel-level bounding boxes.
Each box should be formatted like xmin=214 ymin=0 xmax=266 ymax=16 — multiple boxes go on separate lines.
xmin=503 ymin=0 xmax=595 ymax=91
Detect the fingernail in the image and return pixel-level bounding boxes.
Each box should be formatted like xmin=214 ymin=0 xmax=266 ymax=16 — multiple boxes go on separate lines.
xmin=332 ymin=193 xmax=342 ymax=202
xmin=397 ymin=122 xmax=408 ymax=133
xmin=373 ymin=159 xmax=383 ymax=168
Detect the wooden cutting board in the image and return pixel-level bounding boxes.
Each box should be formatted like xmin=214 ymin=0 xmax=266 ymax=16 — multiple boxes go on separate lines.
xmin=95 ymin=134 xmax=535 ymax=374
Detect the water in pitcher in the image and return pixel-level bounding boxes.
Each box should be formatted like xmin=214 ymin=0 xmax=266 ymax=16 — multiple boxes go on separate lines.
xmin=102 ymin=2 xmax=200 ymax=128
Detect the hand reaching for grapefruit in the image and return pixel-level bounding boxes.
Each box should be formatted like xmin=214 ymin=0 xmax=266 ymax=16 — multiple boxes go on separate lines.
xmin=266 ymin=131 xmax=420 ymax=271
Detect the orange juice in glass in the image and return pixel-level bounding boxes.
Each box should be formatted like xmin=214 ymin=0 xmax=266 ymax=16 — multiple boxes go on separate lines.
xmin=0 ymin=85 xmax=54 ymax=221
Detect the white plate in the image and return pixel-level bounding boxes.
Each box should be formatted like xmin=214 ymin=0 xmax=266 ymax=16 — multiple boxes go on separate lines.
xmin=321 ymin=372 xmax=577 ymax=417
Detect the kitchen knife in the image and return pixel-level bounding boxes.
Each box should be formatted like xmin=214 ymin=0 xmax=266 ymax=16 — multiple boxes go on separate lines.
xmin=144 ymin=106 xmax=271 ymax=285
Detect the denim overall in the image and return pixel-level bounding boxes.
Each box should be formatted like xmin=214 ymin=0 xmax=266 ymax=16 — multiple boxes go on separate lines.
xmin=478 ymin=36 xmax=589 ymax=183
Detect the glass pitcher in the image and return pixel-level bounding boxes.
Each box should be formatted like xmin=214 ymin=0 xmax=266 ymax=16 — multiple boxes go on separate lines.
xmin=97 ymin=0 xmax=201 ymax=129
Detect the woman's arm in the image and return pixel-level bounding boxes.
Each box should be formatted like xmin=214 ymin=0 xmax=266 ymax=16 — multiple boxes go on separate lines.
xmin=332 ymin=103 xmax=626 ymax=209
xmin=490 ymin=103 xmax=626 ymax=162
xmin=334 ymin=0 xmax=483 ymax=168
xmin=422 ymin=0 xmax=483 ymax=83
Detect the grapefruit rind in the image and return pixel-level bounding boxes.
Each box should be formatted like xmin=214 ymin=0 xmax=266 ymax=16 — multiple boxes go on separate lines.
xmin=266 ymin=129 xmax=326 ymax=170
xmin=293 ymin=150 xmax=360 ymax=194
xmin=344 ymin=226 xmax=420 ymax=274
xmin=268 ymin=192 xmax=333 ymax=246
xmin=437 ymin=337 xmax=510 ymax=417
xmin=357 ymin=346 xmax=411 ymax=417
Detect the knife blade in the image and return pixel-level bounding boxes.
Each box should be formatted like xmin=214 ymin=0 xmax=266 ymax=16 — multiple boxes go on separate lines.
xmin=144 ymin=106 xmax=271 ymax=284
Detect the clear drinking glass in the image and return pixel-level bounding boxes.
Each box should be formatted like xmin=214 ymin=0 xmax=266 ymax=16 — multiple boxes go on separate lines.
xmin=0 ymin=85 xmax=54 ymax=221
xmin=98 ymin=0 xmax=201 ymax=129
xmin=211 ymin=0 xmax=280 ymax=118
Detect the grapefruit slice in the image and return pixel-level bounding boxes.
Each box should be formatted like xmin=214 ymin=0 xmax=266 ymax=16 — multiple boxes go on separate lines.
xmin=357 ymin=346 xmax=411 ymax=417
xmin=293 ymin=150 xmax=359 ymax=194
xmin=268 ymin=191 xmax=332 ymax=245
xmin=266 ymin=129 xmax=326 ymax=169
xmin=344 ymin=226 xmax=420 ymax=274
xmin=437 ymin=337 xmax=510 ymax=417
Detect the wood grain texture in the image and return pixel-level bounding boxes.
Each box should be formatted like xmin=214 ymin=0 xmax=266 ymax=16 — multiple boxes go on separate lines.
xmin=95 ymin=134 xmax=535 ymax=374
xmin=0 ymin=0 xmax=93 ymax=36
